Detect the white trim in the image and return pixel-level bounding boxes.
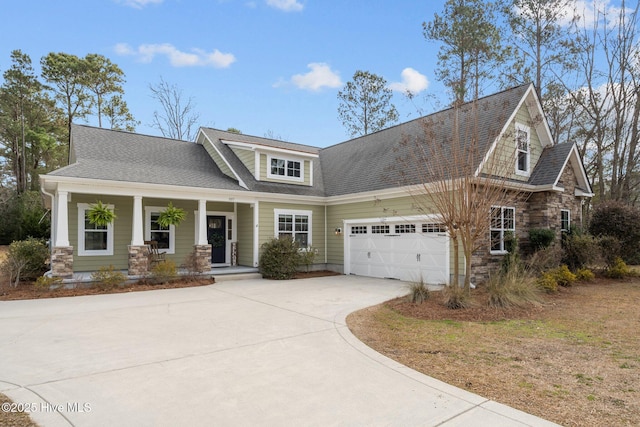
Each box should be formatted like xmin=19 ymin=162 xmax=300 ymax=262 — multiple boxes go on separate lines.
xmin=221 ymin=139 xmax=319 ymax=158
xmin=77 ymin=203 xmax=114 ymax=256
xmin=490 ymin=206 xmax=516 ymax=255
xmin=561 ymin=209 xmax=571 ymax=232
xmin=145 ymin=206 xmax=176 ymax=254
xmin=193 ymin=210 xmax=237 ymax=266
xmin=274 ymin=208 xmax=313 ymax=247
xmin=515 ymin=122 xmax=531 ymax=176
xmin=267 ymin=154 xmax=305 ymax=183
xmin=199 ymin=133 xmax=248 ymax=189
xmin=253 ymin=202 xmax=259 ymax=267
xmin=131 ymin=196 xmax=144 ymax=246
xmin=54 ymin=191 xmax=70 ymax=247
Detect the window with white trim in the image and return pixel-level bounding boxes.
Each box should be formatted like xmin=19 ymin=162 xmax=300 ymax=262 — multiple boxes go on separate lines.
xmin=145 ymin=207 xmax=175 ymax=254
xmin=371 ymin=225 xmax=389 ymax=234
xmin=395 ymin=224 xmax=416 ymax=233
xmin=77 ymin=203 xmax=114 ymax=256
xmin=268 ymin=155 xmax=303 ymax=182
xmin=490 ymin=206 xmax=515 ymax=253
xmin=351 ymin=226 xmax=367 ymax=234
xmin=561 ymin=209 xmax=570 ymax=232
xmin=515 ymin=123 xmax=530 ymax=175
xmin=275 ymin=209 xmax=311 ymax=247
xmin=422 ymin=223 xmax=447 ymax=233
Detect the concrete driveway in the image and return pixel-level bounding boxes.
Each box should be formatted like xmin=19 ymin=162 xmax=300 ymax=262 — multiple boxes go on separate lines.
xmin=0 ymin=276 xmax=557 ymax=426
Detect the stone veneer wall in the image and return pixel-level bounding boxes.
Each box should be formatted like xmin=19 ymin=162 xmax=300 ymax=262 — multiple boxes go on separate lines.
xmin=128 ymin=245 xmax=149 ymax=276
xmin=470 ymin=166 xmax=584 ymax=284
xmin=51 ymin=246 xmax=74 ymax=278
xmin=194 ymin=244 xmax=212 ymax=273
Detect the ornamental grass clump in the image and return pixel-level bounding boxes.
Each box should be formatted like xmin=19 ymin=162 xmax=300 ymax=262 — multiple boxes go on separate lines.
xmin=407 ymin=279 xmax=430 ymax=304
xmin=487 ymin=264 xmax=542 ymax=308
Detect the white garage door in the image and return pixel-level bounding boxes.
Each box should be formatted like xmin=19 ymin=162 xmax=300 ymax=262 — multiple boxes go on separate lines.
xmin=348 ymin=221 xmax=449 ymax=284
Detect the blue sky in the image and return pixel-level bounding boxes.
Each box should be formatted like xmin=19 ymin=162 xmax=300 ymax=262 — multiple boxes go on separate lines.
xmin=0 ymin=0 xmax=619 ymax=147
xmin=1 ymin=0 xmax=448 ymax=147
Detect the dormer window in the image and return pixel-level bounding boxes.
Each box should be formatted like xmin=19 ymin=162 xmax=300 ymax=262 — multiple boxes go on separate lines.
xmin=515 ymin=123 xmax=530 ymax=175
xmin=268 ymin=155 xmax=304 ymax=182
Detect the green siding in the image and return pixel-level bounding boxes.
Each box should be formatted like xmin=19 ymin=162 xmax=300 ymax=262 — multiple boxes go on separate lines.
xmin=203 ymin=140 xmax=234 ymax=178
xmin=237 ymin=203 xmax=254 ymax=266
xmin=231 ymin=146 xmax=255 ymax=176
xmin=259 ymin=154 xmax=312 ymax=186
xmin=259 ymin=202 xmax=326 ymax=265
xmin=484 ymin=104 xmax=544 ymax=181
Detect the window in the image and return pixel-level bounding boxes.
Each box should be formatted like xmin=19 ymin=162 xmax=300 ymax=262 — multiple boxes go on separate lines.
xmin=351 ymin=226 xmax=367 ymax=234
xmin=422 ymin=223 xmax=447 ymax=233
xmin=145 ymin=207 xmax=175 ymax=254
xmin=371 ymin=225 xmax=389 ymax=234
xmin=395 ymin=224 xmax=416 ymax=233
xmin=515 ymin=123 xmax=530 ymax=174
xmin=77 ymin=203 xmax=114 ymax=256
xmin=268 ymin=156 xmax=303 ymax=181
xmin=490 ymin=206 xmax=515 ymax=253
xmin=275 ymin=209 xmax=311 ymax=247
xmin=561 ymin=209 xmax=570 ymax=232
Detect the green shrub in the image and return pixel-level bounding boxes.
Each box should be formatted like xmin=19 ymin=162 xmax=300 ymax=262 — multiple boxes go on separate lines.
xmin=149 ymin=260 xmax=178 ymax=284
xmin=562 ymin=231 xmax=599 ymax=271
xmin=575 ymin=268 xmax=595 ymax=281
xmin=549 ymin=265 xmax=577 ymax=287
xmin=604 ymin=257 xmax=634 ymax=279
xmin=529 ymin=228 xmax=555 ymax=251
xmin=589 ymin=201 xmax=640 ymax=264
xmin=299 ymin=247 xmax=316 ymax=273
xmin=537 ymin=272 xmax=558 ymax=293
xmin=598 ymin=236 xmax=622 ymax=268
xmin=259 ymin=237 xmax=301 ymax=280
xmin=1 ymin=237 xmax=49 ymax=287
xmin=91 ymin=265 xmax=127 ymax=290
xmin=408 ymin=279 xmax=430 ymax=304
xmin=34 ymin=275 xmax=63 ymax=290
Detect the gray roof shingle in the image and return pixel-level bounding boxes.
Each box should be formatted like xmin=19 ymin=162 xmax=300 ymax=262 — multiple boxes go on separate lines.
xmin=49 ymin=125 xmax=246 ymax=191
xmin=528 ymin=142 xmax=574 ymax=187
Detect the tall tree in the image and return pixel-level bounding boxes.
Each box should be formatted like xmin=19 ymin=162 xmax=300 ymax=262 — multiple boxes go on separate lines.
xmin=149 ymin=77 xmax=200 ymax=141
xmin=41 ymin=52 xmax=91 ymax=158
xmin=424 ymin=0 xmax=504 ymax=104
xmin=84 ymin=53 xmax=125 ymax=128
xmin=103 ymin=94 xmax=139 ymax=132
xmin=337 ymin=70 xmax=398 ymax=138
xmin=0 ymin=50 xmax=64 ymax=193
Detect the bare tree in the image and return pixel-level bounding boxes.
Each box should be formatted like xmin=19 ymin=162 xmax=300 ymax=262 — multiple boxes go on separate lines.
xmin=149 ymin=77 xmax=200 ymax=141
xmin=396 ymin=95 xmax=531 ymax=299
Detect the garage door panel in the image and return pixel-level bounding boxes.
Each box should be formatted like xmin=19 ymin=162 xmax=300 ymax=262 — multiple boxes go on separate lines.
xmin=349 ymin=222 xmax=448 ymax=284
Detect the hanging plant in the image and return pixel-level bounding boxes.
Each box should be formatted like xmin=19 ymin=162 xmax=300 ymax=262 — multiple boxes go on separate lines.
xmin=157 ymin=202 xmax=186 ymax=228
xmin=87 ymin=201 xmax=116 ymax=227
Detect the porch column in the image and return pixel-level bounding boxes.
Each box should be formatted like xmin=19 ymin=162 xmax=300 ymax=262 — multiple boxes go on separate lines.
xmin=54 ymin=191 xmax=69 ymax=247
xmin=193 ymin=199 xmax=211 ymax=273
xmin=51 ymin=190 xmax=73 ymax=278
xmin=197 ymin=199 xmax=207 ymax=245
xmin=131 ymin=196 xmax=144 ymax=245
xmin=128 ymin=196 xmax=148 ymax=276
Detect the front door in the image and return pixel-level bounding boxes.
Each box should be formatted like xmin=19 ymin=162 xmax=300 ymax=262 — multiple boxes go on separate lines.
xmin=207 ymin=215 xmax=226 ymax=264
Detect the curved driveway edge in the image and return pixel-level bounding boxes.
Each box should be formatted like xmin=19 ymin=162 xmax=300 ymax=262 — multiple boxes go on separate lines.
xmin=0 ymin=276 xmax=558 ymax=426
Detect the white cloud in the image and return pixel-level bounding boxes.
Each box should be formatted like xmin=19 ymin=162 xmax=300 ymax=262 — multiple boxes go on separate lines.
xmin=267 ymin=0 xmax=303 ymax=12
xmin=388 ymin=68 xmax=429 ymax=95
xmin=290 ymin=63 xmax=342 ymax=91
xmin=115 ymin=43 xmax=236 ymax=68
xmin=117 ymin=0 xmax=163 ymax=9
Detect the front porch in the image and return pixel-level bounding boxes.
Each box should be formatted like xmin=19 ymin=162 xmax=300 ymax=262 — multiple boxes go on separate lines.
xmin=53 ymin=265 xmax=261 ymax=287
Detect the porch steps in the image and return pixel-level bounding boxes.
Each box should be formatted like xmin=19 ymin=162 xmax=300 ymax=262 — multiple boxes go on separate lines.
xmin=213 ymin=273 xmax=262 ymax=282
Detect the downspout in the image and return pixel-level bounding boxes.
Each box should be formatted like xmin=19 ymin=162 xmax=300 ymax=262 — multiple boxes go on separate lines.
xmin=324 ymin=205 xmax=327 ymax=265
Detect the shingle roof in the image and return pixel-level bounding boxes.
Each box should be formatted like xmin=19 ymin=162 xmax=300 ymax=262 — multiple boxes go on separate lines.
xmin=200 ymin=128 xmax=326 ymax=197
xmin=49 ymin=125 xmax=246 ymax=191
xmin=320 ymin=84 xmax=531 ymax=196
xmin=528 ymin=142 xmax=574 ymax=187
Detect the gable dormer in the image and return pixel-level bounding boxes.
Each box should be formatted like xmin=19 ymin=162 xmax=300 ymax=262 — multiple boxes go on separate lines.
xmin=222 ymin=140 xmax=318 ymax=187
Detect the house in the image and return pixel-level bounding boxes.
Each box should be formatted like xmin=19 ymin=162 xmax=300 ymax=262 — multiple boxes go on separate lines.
xmin=40 ymin=84 xmax=592 ymax=284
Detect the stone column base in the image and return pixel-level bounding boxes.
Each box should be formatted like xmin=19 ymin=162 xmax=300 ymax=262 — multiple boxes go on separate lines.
xmin=51 ymin=246 xmax=74 ymax=279
xmin=194 ymin=244 xmax=212 ymax=273
xmin=128 ymin=245 xmax=149 ymax=276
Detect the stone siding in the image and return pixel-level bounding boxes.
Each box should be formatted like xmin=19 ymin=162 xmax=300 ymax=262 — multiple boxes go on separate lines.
xmin=51 ymin=246 xmax=74 ymax=278
xmin=194 ymin=244 xmax=212 ymax=273
xmin=128 ymin=245 xmax=149 ymax=276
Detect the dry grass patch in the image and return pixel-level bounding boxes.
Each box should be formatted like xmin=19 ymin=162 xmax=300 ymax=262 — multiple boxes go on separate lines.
xmin=347 ymin=278 xmax=640 ymax=427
